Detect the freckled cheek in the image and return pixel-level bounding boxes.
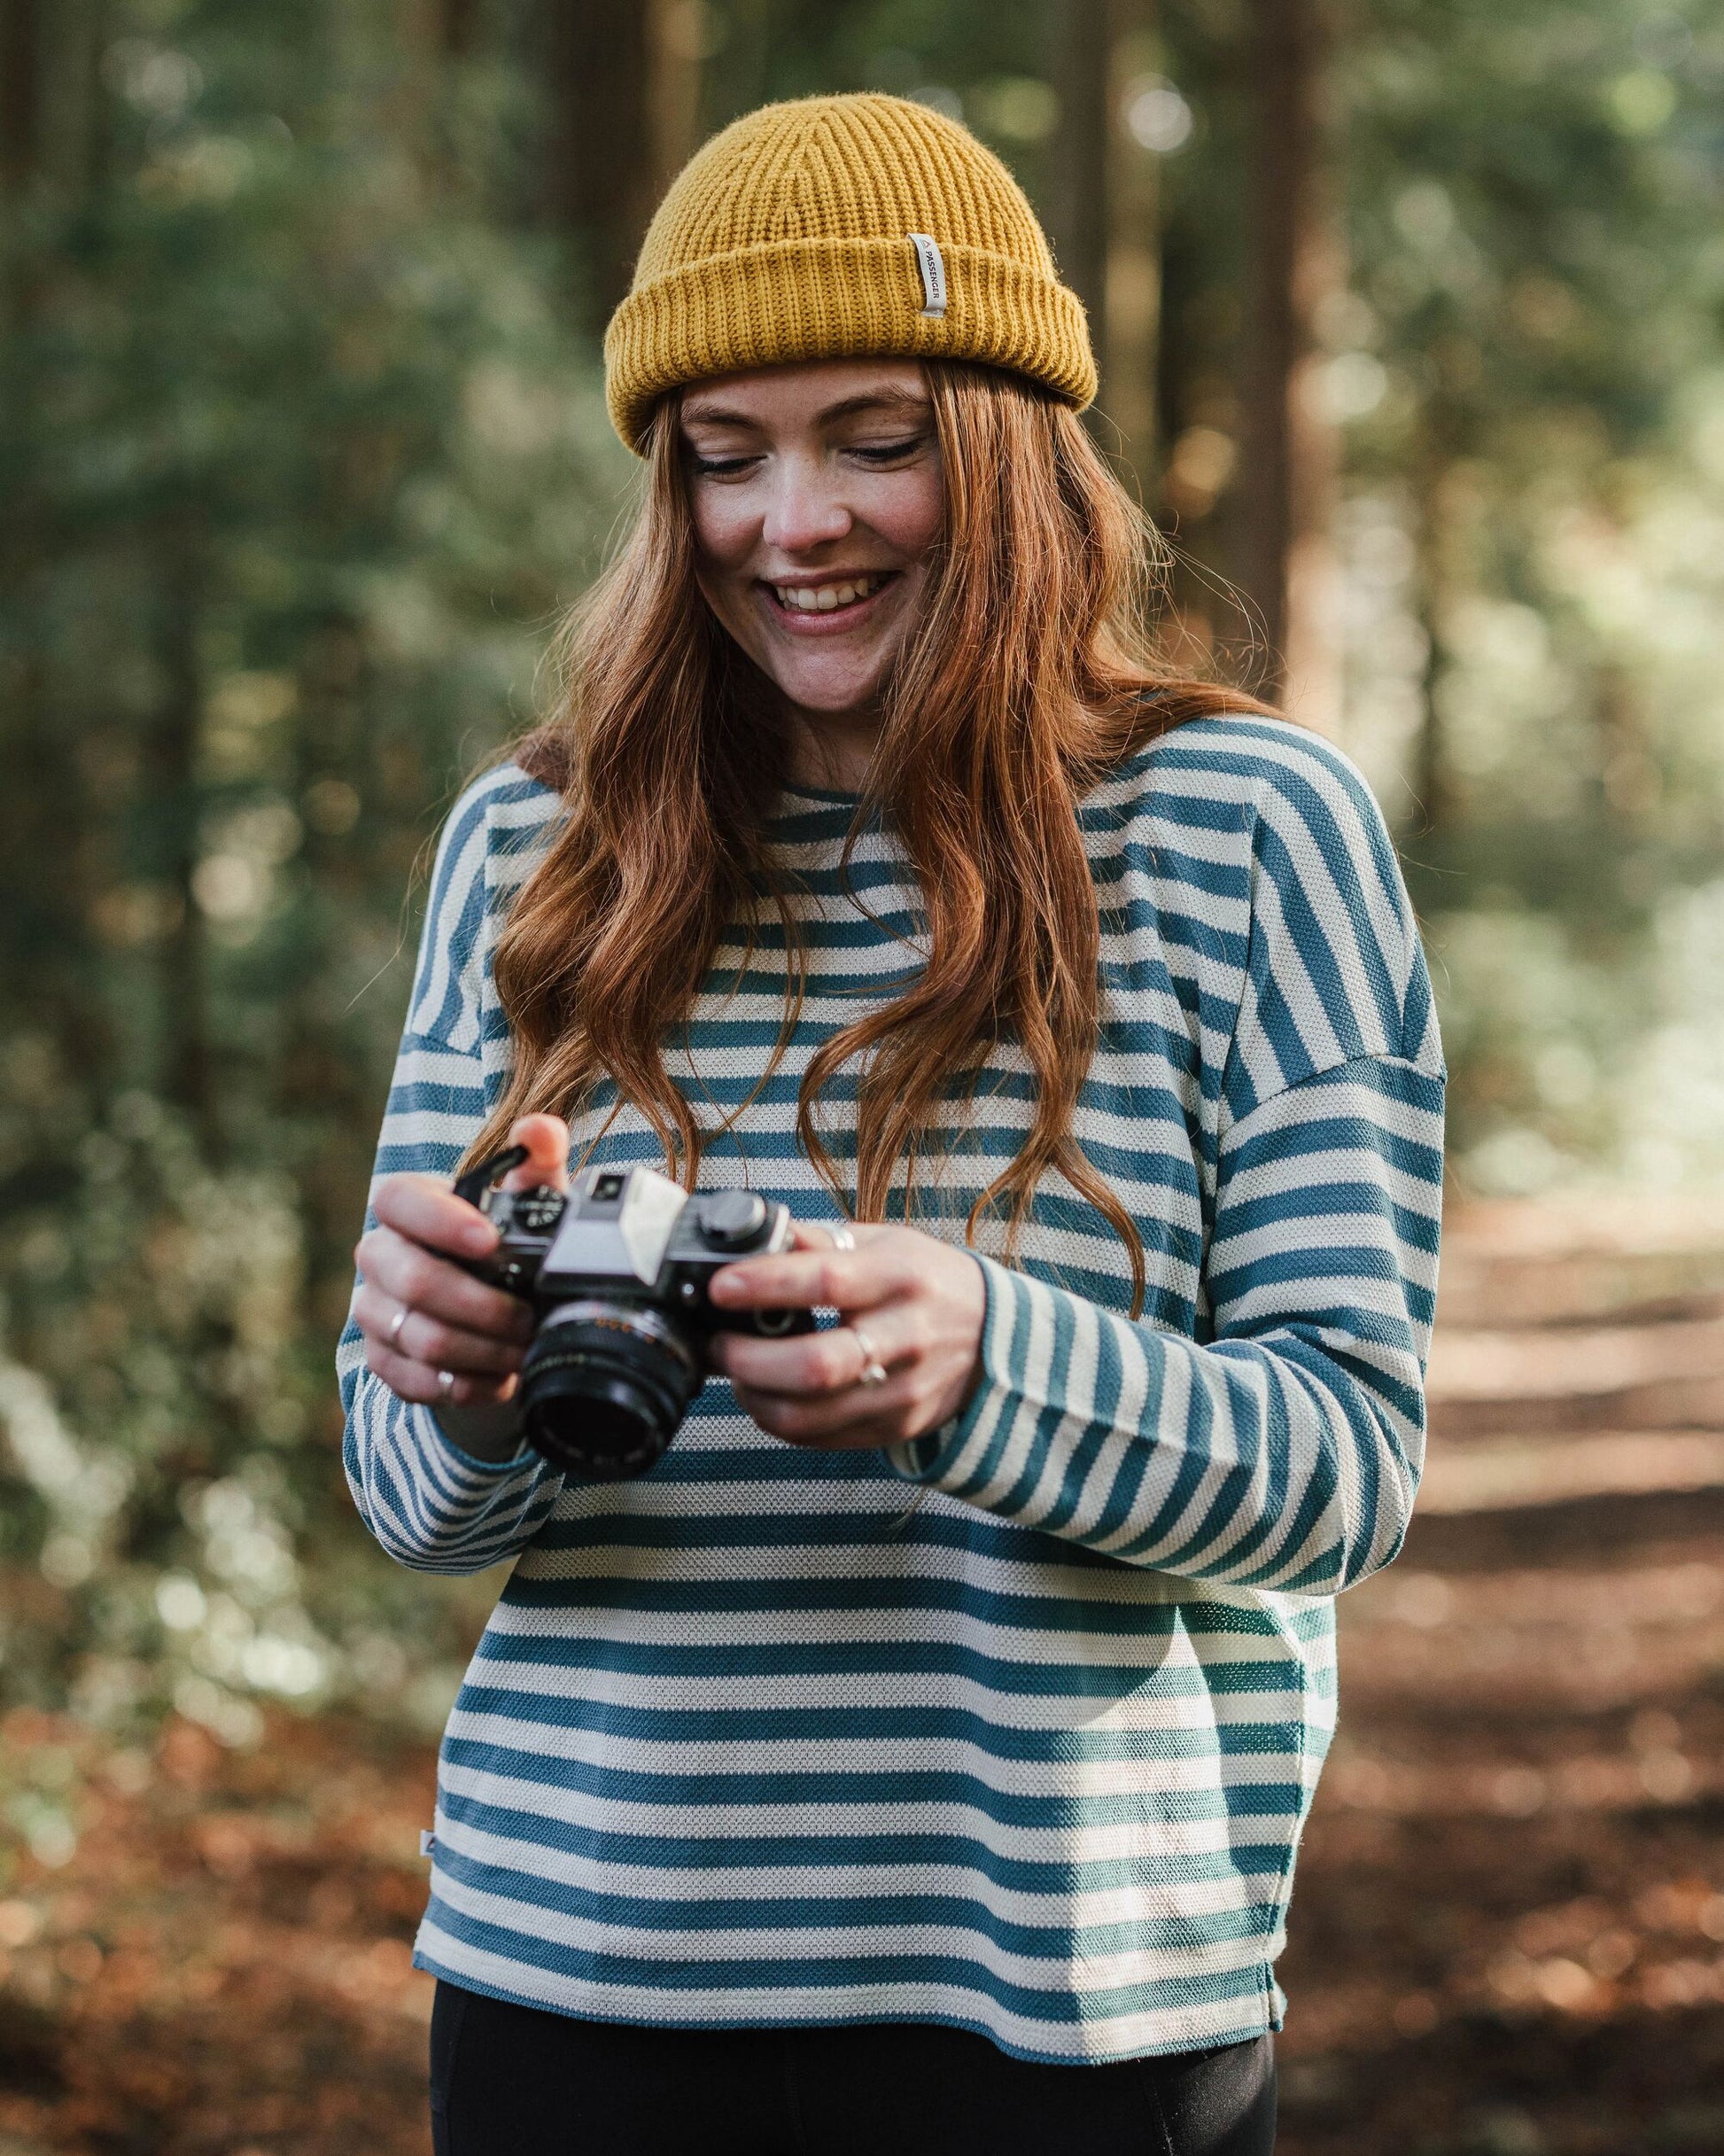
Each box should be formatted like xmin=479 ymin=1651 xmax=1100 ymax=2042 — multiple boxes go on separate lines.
xmin=691 ymin=494 xmax=757 ymax=580
xmin=691 ymin=502 xmax=765 ymax=641
xmin=863 ymin=471 xmax=944 ymax=567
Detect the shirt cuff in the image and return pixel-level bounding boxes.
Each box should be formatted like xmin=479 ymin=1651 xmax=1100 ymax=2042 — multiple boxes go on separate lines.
xmin=427 ymin=1405 xmax=533 ymax=1475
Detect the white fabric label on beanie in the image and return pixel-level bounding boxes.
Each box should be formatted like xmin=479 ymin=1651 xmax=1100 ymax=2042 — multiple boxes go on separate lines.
xmin=908 ymin=233 xmax=947 ymax=317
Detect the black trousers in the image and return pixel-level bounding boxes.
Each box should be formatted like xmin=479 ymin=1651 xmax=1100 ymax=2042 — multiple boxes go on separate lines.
xmin=431 ymin=1981 xmax=1277 ymax=2156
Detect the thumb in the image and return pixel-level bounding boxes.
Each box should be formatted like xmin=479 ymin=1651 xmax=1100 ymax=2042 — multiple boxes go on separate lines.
xmin=502 ymin=1113 xmax=571 ymax=1194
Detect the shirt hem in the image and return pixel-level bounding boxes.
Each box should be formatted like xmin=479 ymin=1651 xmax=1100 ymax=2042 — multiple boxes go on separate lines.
xmin=409 ymin=1949 xmax=1281 ymax=2068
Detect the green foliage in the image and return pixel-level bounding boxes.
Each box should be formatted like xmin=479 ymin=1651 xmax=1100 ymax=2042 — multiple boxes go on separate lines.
xmin=1333 ymin=0 xmax=1724 ymax=1187
xmin=0 ymin=0 xmax=625 ymax=1732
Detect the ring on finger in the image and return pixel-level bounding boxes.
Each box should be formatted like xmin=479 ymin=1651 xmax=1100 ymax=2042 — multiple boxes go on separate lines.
xmin=437 ymin=1370 xmax=457 ymax=1404
xmin=826 ymin=1222 xmax=857 ymax=1253
xmin=387 ymin=1301 xmax=412 ymax=1347
xmin=850 ymin=1322 xmax=888 ymax=1388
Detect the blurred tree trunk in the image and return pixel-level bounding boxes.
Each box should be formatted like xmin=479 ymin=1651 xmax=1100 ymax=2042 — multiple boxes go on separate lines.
xmin=0 ymin=0 xmax=118 ymax=1122
xmin=1237 ymin=0 xmax=1341 ymax=730
xmin=1104 ymin=1 xmax=1160 ymax=494
xmin=393 ymin=0 xmax=486 ymax=181
xmin=2 ymin=0 xmax=111 ymax=197
xmin=439 ymin=0 xmax=481 ymax=55
xmin=0 ymin=0 xmax=41 ymax=197
xmin=648 ymin=0 xmax=703 ymax=194
xmin=1048 ymin=0 xmax=1162 ymax=492
xmin=151 ymin=528 xmax=211 ymax=1141
xmin=1412 ymin=484 xmax=1450 ymax=839
xmin=542 ymin=0 xmax=701 ymax=324
xmin=1049 ymin=2 xmax=1109 ymax=345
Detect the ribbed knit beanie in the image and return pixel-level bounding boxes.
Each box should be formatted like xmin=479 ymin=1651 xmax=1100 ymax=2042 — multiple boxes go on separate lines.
xmin=602 ymin=92 xmax=1097 ymax=453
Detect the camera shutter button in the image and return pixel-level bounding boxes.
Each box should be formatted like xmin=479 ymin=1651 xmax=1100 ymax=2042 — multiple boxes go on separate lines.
xmin=701 ymin=1191 xmax=768 ymax=1248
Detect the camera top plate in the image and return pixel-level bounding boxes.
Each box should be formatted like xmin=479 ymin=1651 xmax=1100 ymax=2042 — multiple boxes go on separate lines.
xmin=541 ymin=1164 xmax=688 ymax=1287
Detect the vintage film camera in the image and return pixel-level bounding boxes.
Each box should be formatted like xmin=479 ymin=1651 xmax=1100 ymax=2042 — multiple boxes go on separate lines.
xmin=454 ymin=1148 xmax=812 ymax=1480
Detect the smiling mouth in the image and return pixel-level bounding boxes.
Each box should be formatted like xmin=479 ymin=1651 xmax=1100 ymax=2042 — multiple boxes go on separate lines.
xmin=765 ymin=572 xmax=897 ymax=616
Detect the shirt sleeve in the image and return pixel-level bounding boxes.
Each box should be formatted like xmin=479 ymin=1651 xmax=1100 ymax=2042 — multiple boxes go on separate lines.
xmin=888 ymin=727 xmax=1445 ymax=1598
xmin=336 ymin=768 xmax=565 ymax=1576
xmin=888 ymin=1050 xmax=1441 ymax=1594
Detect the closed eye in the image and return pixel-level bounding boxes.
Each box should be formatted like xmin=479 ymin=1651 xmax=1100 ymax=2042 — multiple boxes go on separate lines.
xmin=849 ymin=437 xmax=928 ymax=464
xmin=689 ymin=452 xmax=762 ymax=479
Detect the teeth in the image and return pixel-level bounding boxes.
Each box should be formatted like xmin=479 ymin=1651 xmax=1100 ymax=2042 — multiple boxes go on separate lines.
xmin=773 ymin=574 xmax=887 ymax=612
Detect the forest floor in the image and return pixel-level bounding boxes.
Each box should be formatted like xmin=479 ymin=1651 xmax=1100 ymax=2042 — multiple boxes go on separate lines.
xmin=3 ymin=1194 xmax=1724 ymax=2155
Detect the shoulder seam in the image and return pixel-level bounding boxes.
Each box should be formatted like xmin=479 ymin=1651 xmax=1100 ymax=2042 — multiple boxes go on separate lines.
xmin=1218 ymin=1047 xmax=1446 ymax=1146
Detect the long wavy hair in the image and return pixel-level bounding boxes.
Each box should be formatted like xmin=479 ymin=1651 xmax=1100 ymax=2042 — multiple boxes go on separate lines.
xmin=470 ymin=362 xmax=1269 ymax=1314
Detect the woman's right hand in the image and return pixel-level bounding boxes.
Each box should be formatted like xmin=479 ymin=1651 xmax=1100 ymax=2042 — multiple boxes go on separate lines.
xmin=353 ymin=1115 xmax=571 ymax=1411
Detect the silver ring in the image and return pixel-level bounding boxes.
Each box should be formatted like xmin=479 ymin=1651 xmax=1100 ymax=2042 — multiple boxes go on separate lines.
xmin=826 ymin=1223 xmax=857 ymax=1253
xmin=388 ymin=1302 xmax=412 ymax=1347
xmin=850 ymin=1323 xmax=888 ymax=1388
xmin=436 ymin=1370 xmax=457 ymax=1403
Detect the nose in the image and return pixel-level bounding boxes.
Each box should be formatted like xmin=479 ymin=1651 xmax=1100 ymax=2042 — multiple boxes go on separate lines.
xmin=760 ymin=455 xmax=852 ymax=555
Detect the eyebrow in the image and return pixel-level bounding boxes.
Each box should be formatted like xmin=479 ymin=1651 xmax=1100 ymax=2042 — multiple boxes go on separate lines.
xmin=680 ymin=386 xmax=933 ymax=431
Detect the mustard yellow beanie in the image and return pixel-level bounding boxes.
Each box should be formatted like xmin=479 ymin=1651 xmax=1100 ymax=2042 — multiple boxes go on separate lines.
xmin=602 ymin=92 xmax=1097 ymax=453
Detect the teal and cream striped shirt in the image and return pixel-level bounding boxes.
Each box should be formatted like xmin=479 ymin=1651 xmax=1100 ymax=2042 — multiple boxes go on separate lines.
xmin=339 ymin=716 xmax=1444 ymax=2062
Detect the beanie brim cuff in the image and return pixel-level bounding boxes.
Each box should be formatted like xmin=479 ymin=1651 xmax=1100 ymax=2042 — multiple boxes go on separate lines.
xmin=604 ymin=235 xmax=1097 ymax=452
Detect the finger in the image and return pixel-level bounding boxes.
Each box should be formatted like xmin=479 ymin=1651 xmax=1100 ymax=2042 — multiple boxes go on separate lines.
xmin=363 ymin=1338 xmax=516 ymax=1411
xmin=785 ymin=1221 xmax=882 ymax=1253
xmin=501 ymin=1114 xmax=571 ymax=1194
xmin=357 ymin=1226 xmax=536 ymax=1343
xmin=353 ymin=1283 xmax=527 ymax=1377
xmin=374 ymin=1174 xmax=501 ymax=1259
xmin=711 ymin=1312 xmax=910 ymax=1396
xmin=730 ymin=1374 xmax=918 ymax=1450
xmin=708 ymin=1241 xmax=912 ymax=1316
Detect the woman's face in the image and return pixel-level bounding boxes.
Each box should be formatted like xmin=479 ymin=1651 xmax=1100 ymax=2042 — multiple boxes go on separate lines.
xmin=680 ymin=360 xmax=944 ymax=745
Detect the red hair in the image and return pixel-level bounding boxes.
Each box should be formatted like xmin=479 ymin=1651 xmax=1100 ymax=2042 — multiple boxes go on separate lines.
xmin=473 ymin=363 xmax=1269 ymax=1313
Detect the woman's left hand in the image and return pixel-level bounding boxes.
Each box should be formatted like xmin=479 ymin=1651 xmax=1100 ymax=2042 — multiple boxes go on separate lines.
xmin=706 ymin=1223 xmax=986 ymax=1451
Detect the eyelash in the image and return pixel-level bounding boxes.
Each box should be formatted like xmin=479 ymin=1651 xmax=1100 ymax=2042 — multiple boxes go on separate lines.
xmin=850 ymin=436 xmax=925 ymax=463
xmin=688 ymin=436 xmax=927 ymax=479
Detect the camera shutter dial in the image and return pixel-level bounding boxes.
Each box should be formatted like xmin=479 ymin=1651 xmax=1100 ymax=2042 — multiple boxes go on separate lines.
xmin=700 ymin=1190 xmax=768 ymax=1248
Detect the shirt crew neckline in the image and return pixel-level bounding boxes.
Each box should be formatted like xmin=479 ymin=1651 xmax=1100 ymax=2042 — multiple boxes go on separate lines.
xmin=777 ymin=778 xmax=865 ymax=807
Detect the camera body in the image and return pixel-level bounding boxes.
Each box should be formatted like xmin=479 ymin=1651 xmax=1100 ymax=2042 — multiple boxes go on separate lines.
xmin=454 ymin=1149 xmax=811 ymax=1480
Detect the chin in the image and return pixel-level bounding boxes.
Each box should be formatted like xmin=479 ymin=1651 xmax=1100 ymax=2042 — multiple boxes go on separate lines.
xmin=768 ymin=658 xmax=892 ymax=714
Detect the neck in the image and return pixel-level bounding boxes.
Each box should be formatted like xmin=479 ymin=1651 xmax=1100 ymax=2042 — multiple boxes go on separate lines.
xmin=782 ymin=700 xmax=884 ymax=795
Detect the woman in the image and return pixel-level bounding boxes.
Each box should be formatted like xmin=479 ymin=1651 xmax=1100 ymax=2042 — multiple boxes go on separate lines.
xmin=340 ymin=94 xmax=1442 ymax=2156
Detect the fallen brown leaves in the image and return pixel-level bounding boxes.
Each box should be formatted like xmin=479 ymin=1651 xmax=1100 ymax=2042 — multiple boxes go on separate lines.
xmin=0 ymin=1708 xmax=437 ymax=2156
xmin=1277 ymin=1503 xmax=1724 ymax=2156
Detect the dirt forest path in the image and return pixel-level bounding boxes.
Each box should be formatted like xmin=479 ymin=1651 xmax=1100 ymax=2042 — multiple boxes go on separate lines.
xmin=2 ymin=1194 xmax=1723 ymax=2155
xmin=1278 ymin=1193 xmax=1724 ymax=2156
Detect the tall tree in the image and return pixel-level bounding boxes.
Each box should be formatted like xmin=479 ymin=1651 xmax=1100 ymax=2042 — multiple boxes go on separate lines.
xmin=541 ymin=0 xmax=702 ymax=323
xmin=1048 ymin=0 xmax=1109 ymax=342
xmin=0 ymin=0 xmax=41 ymax=198
xmin=1048 ymin=0 xmax=1161 ymax=490
xmin=649 ymin=0 xmax=703 ymax=191
xmin=1236 ymin=0 xmax=1340 ymax=728
xmin=542 ymin=0 xmax=651 ymax=318
xmin=440 ymin=0 xmax=482 ymax=54
xmin=1103 ymin=0 xmax=1160 ymax=491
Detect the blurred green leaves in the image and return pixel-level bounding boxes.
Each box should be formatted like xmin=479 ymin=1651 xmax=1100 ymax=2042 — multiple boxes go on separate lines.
xmin=0 ymin=0 xmax=622 ymax=1732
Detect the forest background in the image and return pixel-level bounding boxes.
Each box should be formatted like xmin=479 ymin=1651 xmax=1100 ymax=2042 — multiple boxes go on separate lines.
xmin=2 ymin=3 xmax=1724 ymax=2131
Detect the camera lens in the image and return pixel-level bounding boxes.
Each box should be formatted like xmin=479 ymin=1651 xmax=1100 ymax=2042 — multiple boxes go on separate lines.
xmin=516 ymin=1300 xmax=699 ymax=1480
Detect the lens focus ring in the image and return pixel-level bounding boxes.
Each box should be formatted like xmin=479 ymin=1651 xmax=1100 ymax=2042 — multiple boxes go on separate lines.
xmin=517 ymin=1300 xmax=700 ymax=1482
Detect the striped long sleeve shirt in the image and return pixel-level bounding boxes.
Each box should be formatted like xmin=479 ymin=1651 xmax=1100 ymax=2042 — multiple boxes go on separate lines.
xmin=338 ymin=716 xmax=1445 ymax=2063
